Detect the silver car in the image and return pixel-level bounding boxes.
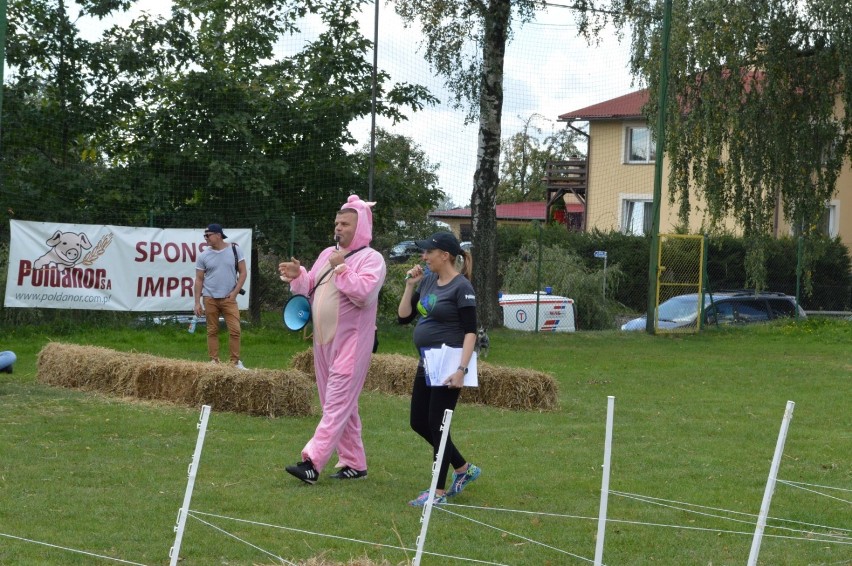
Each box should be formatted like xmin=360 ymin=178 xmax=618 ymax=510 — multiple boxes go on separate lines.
xmin=621 ymin=291 xmax=806 ymax=331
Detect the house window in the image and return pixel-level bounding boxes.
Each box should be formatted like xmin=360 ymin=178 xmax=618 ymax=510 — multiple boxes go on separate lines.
xmin=625 ymin=126 xmax=656 ymax=164
xmin=621 ymin=197 xmax=653 ymax=235
xmin=821 ymin=200 xmax=839 ymax=238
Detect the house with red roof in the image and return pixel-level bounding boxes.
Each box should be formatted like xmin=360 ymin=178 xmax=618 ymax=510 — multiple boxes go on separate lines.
xmin=557 ymin=89 xmax=851 ymax=250
xmin=429 ymin=201 xmax=584 ymax=241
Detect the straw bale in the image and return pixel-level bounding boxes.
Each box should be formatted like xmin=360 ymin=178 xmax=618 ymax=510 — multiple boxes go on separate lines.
xmin=291 ymin=347 xmax=315 ymax=374
xmin=290 ymin=348 xmax=558 ymax=411
xmin=37 ymin=342 xmax=314 ymax=417
xmin=459 ymin=362 xmax=560 ymax=411
xmin=196 ymin=369 xmax=313 ymax=417
xmin=364 ymin=353 xmax=416 ymax=395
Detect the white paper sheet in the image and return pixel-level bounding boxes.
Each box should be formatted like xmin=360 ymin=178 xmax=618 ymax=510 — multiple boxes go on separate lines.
xmin=423 ymin=345 xmax=478 ymax=387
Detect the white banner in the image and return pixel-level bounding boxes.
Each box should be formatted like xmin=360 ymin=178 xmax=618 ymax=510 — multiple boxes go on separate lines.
xmin=5 ymin=220 xmax=252 ymax=311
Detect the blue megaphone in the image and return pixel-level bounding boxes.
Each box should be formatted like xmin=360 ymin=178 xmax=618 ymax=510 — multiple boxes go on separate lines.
xmin=282 ymin=294 xmax=312 ymax=331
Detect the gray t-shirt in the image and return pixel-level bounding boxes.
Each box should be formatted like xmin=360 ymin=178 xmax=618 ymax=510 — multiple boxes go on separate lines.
xmin=412 ymin=273 xmax=476 ymax=350
xmin=196 ymin=244 xmax=245 ymax=298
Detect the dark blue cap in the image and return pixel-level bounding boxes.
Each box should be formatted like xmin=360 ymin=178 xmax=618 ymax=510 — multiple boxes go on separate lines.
xmin=206 ymin=223 xmax=227 ymax=238
xmin=415 ymin=232 xmax=463 ymax=256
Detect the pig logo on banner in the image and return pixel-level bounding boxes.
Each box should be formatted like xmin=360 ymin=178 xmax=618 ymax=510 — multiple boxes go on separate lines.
xmin=33 ymin=230 xmax=112 ymax=271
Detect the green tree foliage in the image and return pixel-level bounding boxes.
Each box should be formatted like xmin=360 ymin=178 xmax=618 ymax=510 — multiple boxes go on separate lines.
xmin=501 ymin=241 xmax=625 ymax=330
xmin=1 ymin=0 xmax=436 ymax=257
xmin=393 ymin=0 xmax=547 ymax=328
xmin=353 ymin=127 xmax=447 ymax=249
xmin=577 ymin=0 xmax=852 ymax=278
xmin=498 ymin=118 xmax=583 ymax=203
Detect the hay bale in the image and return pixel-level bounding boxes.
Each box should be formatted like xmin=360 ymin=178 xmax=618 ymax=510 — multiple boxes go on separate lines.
xmin=37 ymin=342 xmax=314 ymax=417
xmin=459 ymin=362 xmax=560 ymax=411
xmin=364 ymin=353 xmax=417 ymax=395
xmin=37 ymin=343 xmax=143 ymax=396
xmin=196 ymin=369 xmax=313 ymax=417
xmin=291 ymin=347 xmax=315 ymax=374
xmin=290 ymin=348 xmax=558 ymax=411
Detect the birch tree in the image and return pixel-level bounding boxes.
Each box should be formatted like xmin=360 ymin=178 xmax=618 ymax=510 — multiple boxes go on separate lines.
xmin=394 ymin=0 xmax=546 ymax=328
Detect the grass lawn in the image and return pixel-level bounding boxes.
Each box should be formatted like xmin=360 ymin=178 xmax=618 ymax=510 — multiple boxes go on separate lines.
xmin=0 ymin=317 xmax=849 ymax=565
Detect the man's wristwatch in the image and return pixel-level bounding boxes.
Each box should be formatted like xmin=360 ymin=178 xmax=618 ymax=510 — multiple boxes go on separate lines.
xmin=457 ymin=366 xmax=468 ymax=375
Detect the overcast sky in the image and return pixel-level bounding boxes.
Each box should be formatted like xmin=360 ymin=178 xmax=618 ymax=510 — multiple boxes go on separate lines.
xmin=77 ymin=1 xmax=637 ymax=207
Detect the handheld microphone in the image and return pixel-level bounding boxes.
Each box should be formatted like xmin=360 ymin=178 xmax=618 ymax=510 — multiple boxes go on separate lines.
xmin=334 ymin=235 xmax=340 ymax=251
xmin=405 ymin=265 xmax=429 ymax=280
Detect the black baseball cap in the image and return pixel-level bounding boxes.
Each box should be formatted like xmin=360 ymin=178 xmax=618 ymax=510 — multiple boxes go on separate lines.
xmin=415 ymin=232 xmax=463 ymax=256
xmin=206 ymin=223 xmax=227 ymax=238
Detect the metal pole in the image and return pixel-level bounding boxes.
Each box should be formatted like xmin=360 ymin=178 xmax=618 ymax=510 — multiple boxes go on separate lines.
xmin=535 ymin=221 xmax=542 ymax=332
xmin=747 ymin=401 xmax=795 ymax=566
xmin=0 ymin=0 xmax=7 ymax=127
xmin=794 ymin=236 xmax=802 ymax=320
xmin=368 ymin=0 xmax=379 ymax=201
xmin=289 ymin=212 xmax=295 ymax=258
xmin=0 ymin=0 xmax=5 ymax=197
xmin=645 ymin=0 xmax=673 ymax=334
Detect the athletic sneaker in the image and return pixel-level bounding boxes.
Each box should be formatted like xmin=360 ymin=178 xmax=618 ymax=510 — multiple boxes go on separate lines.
xmin=329 ymin=466 xmax=367 ymax=480
xmin=285 ymin=460 xmax=319 ymax=484
xmin=447 ymin=463 xmax=481 ymax=497
xmin=408 ymin=489 xmax=447 ymax=507
xmin=235 ymin=360 xmax=247 ymax=370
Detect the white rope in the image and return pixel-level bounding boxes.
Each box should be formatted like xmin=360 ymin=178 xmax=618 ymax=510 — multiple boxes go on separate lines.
xmin=0 ymin=532 xmax=147 ymax=565
xmin=612 ymin=490 xmax=852 ymax=538
xmin=451 ymin=496 xmax=852 ymax=547
xmin=780 ymin=480 xmax=852 ymax=493
xmin=777 ymin=480 xmax=852 ymax=505
xmin=187 ymin=512 xmax=294 ymax=565
xmin=602 ymin=515 xmax=852 ymax=545
xmin=189 ymin=509 xmax=507 ymax=565
xmin=449 ymin=502 xmax=599 ymax=522
xmin=436 ymin=505 xmax=596 ymax=564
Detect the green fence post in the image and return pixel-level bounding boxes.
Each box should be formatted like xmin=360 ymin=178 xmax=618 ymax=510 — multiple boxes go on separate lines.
xmin=534 ymin=220 xmax=542 ymax=333
xmin=0 ymin=0 xmax=6 ymax=126
xmin=290 ymin=212 xmax=296 ymax=258
xmin=795 ymin=236 xmax=803 ymax=320
xmin=645 ymin=0 xmax=674 ymax=335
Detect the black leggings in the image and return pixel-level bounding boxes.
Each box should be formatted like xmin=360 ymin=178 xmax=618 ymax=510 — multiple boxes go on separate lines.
xmin=410 ymin=364 xmax=466 ymax=490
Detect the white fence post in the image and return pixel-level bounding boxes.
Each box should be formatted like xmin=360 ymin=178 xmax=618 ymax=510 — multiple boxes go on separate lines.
xmin=594 ymin=396 xmax=615 ymax=566
xmin=413 ymin=408 xmax=454 ymax=566
xmin=747 ymin=400 xmax=795 ymax=566
xmin=169 ymin=405 xmax=212 ymax=566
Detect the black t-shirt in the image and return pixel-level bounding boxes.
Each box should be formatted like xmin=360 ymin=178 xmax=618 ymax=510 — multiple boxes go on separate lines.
xmin=412 ymin=273 xmax=476 ymax=350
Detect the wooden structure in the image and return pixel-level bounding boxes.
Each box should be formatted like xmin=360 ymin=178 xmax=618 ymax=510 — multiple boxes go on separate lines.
xmin=544 ymin=159 xmax=587 ymax=231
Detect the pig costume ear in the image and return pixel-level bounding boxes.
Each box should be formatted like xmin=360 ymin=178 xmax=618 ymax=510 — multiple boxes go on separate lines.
xmin=341 ymin=194 xmax=375 ymax=249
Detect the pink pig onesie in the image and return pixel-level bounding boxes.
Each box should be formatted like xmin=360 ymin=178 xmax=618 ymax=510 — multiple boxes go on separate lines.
xmin=288 ymin=195 xmax=386 ymax=477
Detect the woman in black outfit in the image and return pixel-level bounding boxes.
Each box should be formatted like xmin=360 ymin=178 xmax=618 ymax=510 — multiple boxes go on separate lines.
xmin=397 ymin=232 xmax=481 ymax=507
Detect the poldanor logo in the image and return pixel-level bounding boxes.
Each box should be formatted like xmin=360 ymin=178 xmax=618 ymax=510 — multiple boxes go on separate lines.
xmin=18 ymin=229 xmax=114 ymax=290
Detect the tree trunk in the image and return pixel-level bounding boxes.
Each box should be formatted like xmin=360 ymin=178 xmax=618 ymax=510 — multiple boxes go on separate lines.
xmin=471 ymin=0 xmax=510 ymax=329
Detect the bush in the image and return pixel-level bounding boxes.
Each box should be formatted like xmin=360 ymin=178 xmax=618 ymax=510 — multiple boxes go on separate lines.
xmin=501 ymin=243 xmax=626 ymax=330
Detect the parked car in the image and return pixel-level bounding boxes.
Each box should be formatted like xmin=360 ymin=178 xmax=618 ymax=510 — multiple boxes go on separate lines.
xmin=134 ymin=313 xmax=248 ymax=329
xmin=388 ymin=240 xmax=421 ymax=263
xmin=620 ymin=290 xmax=806 ymax=331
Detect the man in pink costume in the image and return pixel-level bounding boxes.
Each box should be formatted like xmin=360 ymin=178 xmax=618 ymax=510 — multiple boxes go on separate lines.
xmin=278 ymin=195 xmax=386 ymax=483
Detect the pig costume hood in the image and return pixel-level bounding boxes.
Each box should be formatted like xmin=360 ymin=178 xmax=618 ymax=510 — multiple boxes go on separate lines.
xmin=340 ymin=194 xmax=375 ymax=250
